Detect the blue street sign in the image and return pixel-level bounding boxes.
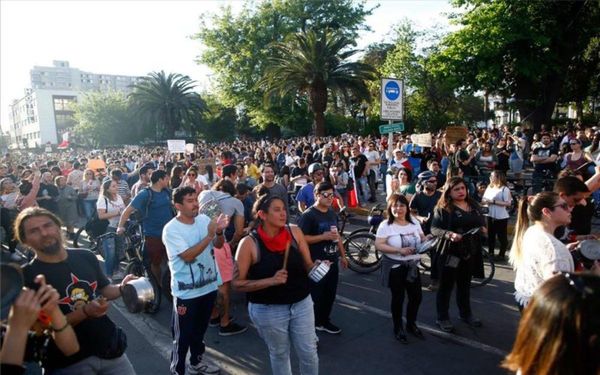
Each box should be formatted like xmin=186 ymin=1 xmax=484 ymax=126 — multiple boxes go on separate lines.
xmin=384 ymin=81 xmax=400 ymax=101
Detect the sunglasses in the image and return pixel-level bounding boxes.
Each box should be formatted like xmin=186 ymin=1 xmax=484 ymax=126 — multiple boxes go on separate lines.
xmin=427 ymin=179 xmax=437 ymax=184
xmin=319 ymin=192 xmax=334 ymax=198
xmin=553 ymin=202 xmax=569 ymax=211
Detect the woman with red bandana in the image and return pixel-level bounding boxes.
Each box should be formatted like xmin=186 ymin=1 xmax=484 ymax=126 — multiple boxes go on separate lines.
xmin=234 ymin=190 xmax=318 ymax=375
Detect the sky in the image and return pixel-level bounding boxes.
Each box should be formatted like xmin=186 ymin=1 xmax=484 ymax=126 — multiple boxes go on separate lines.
xmin=0 ymin=0 xmax=454 ymax=132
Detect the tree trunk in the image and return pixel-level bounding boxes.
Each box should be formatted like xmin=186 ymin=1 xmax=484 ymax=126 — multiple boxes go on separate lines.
xmin=576 ymin=100 xmax=584 ymax=120
xmin=310 ymin=82 xmax=328 ymax=136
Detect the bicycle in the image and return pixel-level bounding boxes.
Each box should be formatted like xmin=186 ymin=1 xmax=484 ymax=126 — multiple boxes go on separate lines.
xmin=338 ymin=204 xmax=385 ymax=274
xmin=121 ymin=221 xmax=169 ymax=313
xmin=74 ymin=219 xmax=169 ymax=313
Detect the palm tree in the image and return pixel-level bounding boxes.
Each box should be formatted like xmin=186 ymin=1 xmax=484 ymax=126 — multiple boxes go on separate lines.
xmin=129 ymin=71 xmax=207 ymax=140
xmin=259 ymin=29 xmax=376 ymax=136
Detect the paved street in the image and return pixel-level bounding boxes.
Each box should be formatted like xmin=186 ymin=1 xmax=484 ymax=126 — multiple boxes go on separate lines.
xmin=108 ymin=216 xmax=520 ymax=375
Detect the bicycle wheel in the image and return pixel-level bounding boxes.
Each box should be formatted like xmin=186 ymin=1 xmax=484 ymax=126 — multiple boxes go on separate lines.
xmin=471 ymin=249 xmax=495 ymax=288
xmin=125 ymin=260 xmax=145 ymax=277
xmin=343 ymin=232 xmax=381 ymax=274
xmin=72 ymin=226 xmax=87 ymax=248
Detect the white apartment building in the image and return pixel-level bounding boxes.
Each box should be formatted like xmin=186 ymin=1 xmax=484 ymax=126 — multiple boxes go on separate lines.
xmin=8 ymin=60 xmax=142 ymax=148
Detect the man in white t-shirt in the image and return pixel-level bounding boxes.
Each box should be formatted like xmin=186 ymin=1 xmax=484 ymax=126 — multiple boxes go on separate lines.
xmin=162 ymin=186 xmax=229 ymax=375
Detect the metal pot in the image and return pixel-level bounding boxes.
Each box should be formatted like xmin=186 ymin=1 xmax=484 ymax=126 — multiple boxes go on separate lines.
xmin=122 ymin=277 xmax=155 ymax=313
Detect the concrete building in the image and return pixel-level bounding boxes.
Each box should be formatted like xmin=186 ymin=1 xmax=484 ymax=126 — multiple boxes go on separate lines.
xmin=8 ymin=60 xmax=142 ymax=148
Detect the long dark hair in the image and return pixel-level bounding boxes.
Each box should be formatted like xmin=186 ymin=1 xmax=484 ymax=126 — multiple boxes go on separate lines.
xmin=386 ymin=193 xmax=415 ymax=225
xmin=436 ymin=177 xmax=479 ymax=212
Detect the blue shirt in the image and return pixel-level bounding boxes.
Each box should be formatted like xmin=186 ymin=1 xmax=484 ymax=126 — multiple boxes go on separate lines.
xmin=296 ymin=182 xmax=315 ymax=208
xmin=162 ymin=215 xmax=221 ymax=299
xmin=131 ymin=188 xmax=173 ymax=237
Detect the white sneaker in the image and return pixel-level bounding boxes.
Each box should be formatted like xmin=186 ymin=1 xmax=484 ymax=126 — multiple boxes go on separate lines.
xmin=187 ymin=358 xmax=220 ymax=375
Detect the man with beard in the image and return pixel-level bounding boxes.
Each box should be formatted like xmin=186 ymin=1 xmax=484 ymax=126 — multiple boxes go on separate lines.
xmin=531 ymin=133 xmax=558 ymax=193
xmin=17 ymin=207 xmax=137 ymax=374
xmin=162 ymin=186 xmax=229 ymax=375
xmin=254 ymin=163 xmax=289 ymax=214
xmin=130 ymin=164 xmax=153 ymax=198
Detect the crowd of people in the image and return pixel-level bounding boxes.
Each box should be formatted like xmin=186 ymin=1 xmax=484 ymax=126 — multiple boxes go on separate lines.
xmin=1 ymin=121 xmax=600 ymax=375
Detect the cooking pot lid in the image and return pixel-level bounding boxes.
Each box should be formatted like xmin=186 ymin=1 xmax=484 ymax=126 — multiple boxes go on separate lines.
xmin=580 ymin=240 xmax=600 ymax=260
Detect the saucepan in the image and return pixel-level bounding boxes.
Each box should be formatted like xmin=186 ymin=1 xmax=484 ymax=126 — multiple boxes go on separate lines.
xmin=121 ymin=277 xmax=155 ymax=313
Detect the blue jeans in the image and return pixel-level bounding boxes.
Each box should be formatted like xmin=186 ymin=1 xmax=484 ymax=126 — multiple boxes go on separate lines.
xmin=82 ymin=199 xmax=97 ymax=221
xmin=249 ymin=295 xmax=319 ymax=375
xmin=356 ymin=176 xmax=369 ymax=205
xmin=47 ymin=354 xmax=135 ymax=375
xmin=102 ymin=227 xmax=124 ymax=277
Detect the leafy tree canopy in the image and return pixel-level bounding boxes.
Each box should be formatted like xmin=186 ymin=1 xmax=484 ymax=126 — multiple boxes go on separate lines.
xmin=433 ymin=0 xmax=600 ymax=131
xmin=192 ymin=0 xmax=374 ymax=132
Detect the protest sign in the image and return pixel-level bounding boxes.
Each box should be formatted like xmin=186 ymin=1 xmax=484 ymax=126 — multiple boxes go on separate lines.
xmin=167 ymin=139 xmax=186 ymax=153
xmin=197 ymin=158 xmax=217 ymax=173
xmin=445 ymin=126 xmax=469 ymax=145
xmin=185 ymin=143 xmax=195 ymax=154
xmin=410 ymin=133 xmax=432 ymax=148
xmin=87 ymin=159 xmax=107 ymax=171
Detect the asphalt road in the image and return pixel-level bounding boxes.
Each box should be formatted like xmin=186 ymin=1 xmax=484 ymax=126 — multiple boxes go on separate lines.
xmin=108 ymin=217 xmax=520 ymax=375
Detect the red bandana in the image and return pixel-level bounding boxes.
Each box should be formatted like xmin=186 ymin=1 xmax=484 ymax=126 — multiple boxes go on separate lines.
xmin=257 ymin=226 xmax=292 ymax=254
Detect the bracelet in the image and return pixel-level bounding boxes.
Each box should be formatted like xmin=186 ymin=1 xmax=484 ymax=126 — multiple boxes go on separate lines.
xmin=119 ymin=284 xmax=125 ymax=296
xmin=51 ymin=320 xmax=70 ymax=333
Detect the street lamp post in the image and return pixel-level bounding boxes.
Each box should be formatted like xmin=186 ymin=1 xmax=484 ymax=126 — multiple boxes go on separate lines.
xmin=360 ymin=103 xmax=368 ymax=133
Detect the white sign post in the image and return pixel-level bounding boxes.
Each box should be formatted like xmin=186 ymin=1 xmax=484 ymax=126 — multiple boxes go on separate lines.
xmin=167 ymin=139 xmax=186 ymax=153
xmin=380 ymin=78 xmax=404 ymax=158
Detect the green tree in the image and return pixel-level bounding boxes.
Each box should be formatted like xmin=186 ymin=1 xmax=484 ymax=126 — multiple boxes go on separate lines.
xmin=434 ymin=0 xmax=600 ymax=132
xmin=72 ymin=91 xmax=140 ymax=147
xmin=259 ymin=29 xmax=375 ymax=136
xmin=129 ymin=71 xmax=208 ymax=140
xmin=192 ymin=0 xmax=374 ymax=133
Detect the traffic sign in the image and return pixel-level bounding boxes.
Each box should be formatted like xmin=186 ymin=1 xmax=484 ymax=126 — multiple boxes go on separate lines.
xmin=379 ymin=122 xmax=404 ymax=134
xmin=380 ymin=78 xmax=404 ymax=120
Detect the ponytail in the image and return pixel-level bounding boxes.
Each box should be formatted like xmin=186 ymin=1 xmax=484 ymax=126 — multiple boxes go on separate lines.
xmin=509 ymin=192 xmax=560 ymax=269
xmin=509 ymin=197 xmax=530 ymax=268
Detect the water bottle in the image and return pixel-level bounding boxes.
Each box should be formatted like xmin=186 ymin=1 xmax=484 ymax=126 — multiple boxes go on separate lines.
xmin=330 ymin=225 xmax=338 ymax=243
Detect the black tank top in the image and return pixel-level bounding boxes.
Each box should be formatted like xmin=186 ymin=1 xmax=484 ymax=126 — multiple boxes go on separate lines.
xmin=247 ymin=229 xmax=310 ymax=304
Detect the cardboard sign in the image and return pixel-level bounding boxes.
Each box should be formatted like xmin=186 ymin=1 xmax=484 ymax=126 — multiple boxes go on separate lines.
xmin=196 ymin=158 xmax=217 ymax=173
xmin=185 ymin=143 xmax=195 ymax=154
xmin=410 ymin=133 xmax=432 ymax=148
xmin=167 ymin=139 xmax=186 ymax=153
xmin=87 ymin=159 xmax=107 ymax=171
xmin=445 ymin=126 xmax=469 ymax=145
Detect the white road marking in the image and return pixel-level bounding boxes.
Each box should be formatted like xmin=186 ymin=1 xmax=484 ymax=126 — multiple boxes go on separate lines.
xmin=336 ymin=295 xmax=508 ymax=357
